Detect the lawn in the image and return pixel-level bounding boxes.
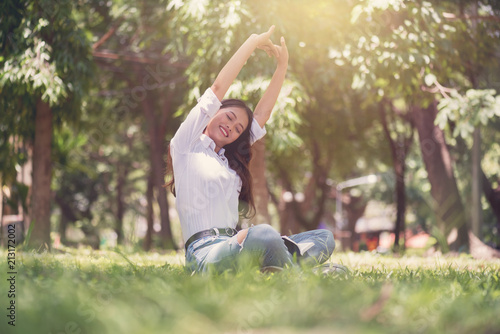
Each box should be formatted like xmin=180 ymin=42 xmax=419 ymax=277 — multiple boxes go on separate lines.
xmin=1 ymin=249 xmax=499 ymax=334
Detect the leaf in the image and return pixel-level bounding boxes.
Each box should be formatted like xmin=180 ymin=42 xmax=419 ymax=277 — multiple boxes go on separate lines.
xmin=424 ymin=73 xmax=436 ymax=86
xmin=435 ymin=109 xmax=448 ymax=129
xmin=351 ymin=5 xmax=364 ymax=24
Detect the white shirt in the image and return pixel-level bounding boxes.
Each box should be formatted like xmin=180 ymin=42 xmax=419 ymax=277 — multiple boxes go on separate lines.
xmin=170 ymin=88 xmax=266 ymax=242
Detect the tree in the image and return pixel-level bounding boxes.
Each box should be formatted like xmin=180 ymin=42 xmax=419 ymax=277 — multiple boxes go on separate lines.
xmin=378 ymin=99 xmax=414 ymax=252
xmin=246 ymin=0 xmax=380 ymax=237
xmin=434 ymin=0 xmax=500 ymax=247
xmin=347 ymin=0 xmax=481 ymax=251
xmin=1 ymin=0 xmax=93 ymax=250
xmin=75 ymin=0 xmax=192 ymax=249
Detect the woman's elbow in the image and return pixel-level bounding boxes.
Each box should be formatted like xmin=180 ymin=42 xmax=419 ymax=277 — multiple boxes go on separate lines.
xmin=253 ymin=113 xmax=269 ymax=128
xmin=210 ymin=83 xmax=224 ymax=101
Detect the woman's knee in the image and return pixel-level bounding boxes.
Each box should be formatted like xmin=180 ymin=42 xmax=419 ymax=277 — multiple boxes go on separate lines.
xmin=236 ymin=229 xmax=248 ymax=245
xmin=242 ymin=224 xmax=290 ymax=268
xmin=323 ymin=230 xmax=336 ymax=255
xmin=243 ymin=224 xmax=282 ymax=249
xmin=314 ymin=229 xmax=336 ymax=255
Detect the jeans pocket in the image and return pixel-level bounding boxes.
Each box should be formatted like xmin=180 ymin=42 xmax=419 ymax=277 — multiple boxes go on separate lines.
xmin=186 ymin=236 xmax=217 ymax=267
xmin=190 ymin=236 xmax=215 ymax=252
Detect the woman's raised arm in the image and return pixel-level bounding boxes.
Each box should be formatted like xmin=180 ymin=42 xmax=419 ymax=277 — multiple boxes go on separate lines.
xmin=253 ymin=37 xmax=289 ymax=128
xmin=211 ymin=26 xmax=278 ymax=101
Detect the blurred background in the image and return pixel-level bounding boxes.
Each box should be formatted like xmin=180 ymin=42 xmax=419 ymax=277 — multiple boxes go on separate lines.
xmin=1 ymin=0 xmax=499 ymax=254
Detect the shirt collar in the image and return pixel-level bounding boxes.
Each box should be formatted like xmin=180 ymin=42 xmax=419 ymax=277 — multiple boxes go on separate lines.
xmin=200 ymin=134 xmax=225 ymax=156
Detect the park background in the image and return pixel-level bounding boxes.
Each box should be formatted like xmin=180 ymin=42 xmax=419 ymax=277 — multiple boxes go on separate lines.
xmin=1 ymin=1 xmax=500 ymax=334
xmin=2 ymin=0 xmax=499 ymax=255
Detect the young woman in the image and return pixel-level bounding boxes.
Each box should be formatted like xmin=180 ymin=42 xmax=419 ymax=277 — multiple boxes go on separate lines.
xmin=168 ymin=26 xmax=335 ymax=273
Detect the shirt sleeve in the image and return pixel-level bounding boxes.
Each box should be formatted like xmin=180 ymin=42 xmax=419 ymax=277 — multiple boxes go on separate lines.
xmin=250 ymin=118 xmax=267 ymax=146
xmin=171 ymin=88 xmax=222 ymax=154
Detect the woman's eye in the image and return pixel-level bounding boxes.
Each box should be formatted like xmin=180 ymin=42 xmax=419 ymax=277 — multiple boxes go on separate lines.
xmin=226 ymin=115 xmax=231 ymax=120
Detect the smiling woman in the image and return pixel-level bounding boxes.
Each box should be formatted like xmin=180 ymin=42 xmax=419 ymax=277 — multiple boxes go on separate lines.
xmin=166 ymin=26 xmax=336 ymax=273
xmin=204 ymin=99 xmax=252 ymax=152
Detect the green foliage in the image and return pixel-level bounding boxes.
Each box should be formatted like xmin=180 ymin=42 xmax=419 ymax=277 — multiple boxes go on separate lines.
xmin=0 ymin=0 xmax=93 ymax=108
xmin=437 ymin=89 xmax=500 ymax=140
xmin=0 ymin=0 xmax=94 ymax=190
xmin=1 ymin=251 xmax=499 ymax=333
xmin=2 ymin=0 xmax=500 ymax=247
xmin=348 ymin=0 xmax=443 ymax=104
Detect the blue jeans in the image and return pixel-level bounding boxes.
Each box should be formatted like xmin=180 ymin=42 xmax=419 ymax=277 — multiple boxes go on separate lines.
xmin=185 ymin=224 xmax=335 ymax=273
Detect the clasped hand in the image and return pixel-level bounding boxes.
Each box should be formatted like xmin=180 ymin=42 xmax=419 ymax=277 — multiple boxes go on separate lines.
xmin=253 ymin=26 xmax=289 ymax=66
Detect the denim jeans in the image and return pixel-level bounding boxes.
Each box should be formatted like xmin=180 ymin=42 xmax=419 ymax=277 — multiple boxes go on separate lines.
xmin=185 ymin=224 xmax=335 ymax=273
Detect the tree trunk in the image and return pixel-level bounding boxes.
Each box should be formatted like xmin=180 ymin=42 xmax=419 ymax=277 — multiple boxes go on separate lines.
xmin=276 ymin=141 xmax=332 ymax=233
xmin=468 ymin=1 xmax=483 ymax=241
xmin=22 ymin=143 xmax=33 ymax=233
xmin=279 ymin=200 xmax=302 ymax=235
xmin=143 ymin=169 xmax=155 ymax=251
xmin=115 ymin=162 xmax=126 ymax=245
xmin=268 ymin=181 xmax=299 ymax=235
xmin=30 ymin=98 xmax=53 ymax=251
xmin=481 ymin=171 xmax=500 ymax=234
xmin=249 ymin=138 xmax=271 ymax=225
xmin=345 ymin=194 xmax=367 ymax=251
xmin=0 ymin=173 xmax=3 ymax=247
xmin=142 ymin=97 xmax=176 ymax=250
xmin=55 ymin=195 xmax=74 ymax=245
xmin=58 ymin=214 xmax=69 ymax=245
xmin=153 ymin=123 xmax=174 ymax=249
xmin=412 ymin=101 xmax=469 ymax=251
xmin=393 ymin=161 xmax=406 ymax=252
xmin=471 ymin=128 xmax=482 ymax=239
xmin=378 ymin=102 xmax=412 ymax=253
xmin=469 ymin=231 xmax=500 ymax=259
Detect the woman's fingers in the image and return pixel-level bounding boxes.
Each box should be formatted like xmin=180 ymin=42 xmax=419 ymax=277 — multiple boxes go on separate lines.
xmin=274 ymin=37 xmax=288 ymax=65
xmin=261 ymin=38 xmax=279 ymax=57
xmin=281 ymin=37 xmax=288 ymax=55
xmin=258 ymin=43 xmax=279 ymax=58
xmin=264 ymin=25 xmax=275 ymax=37
xmin=255 ymin=26 xmax=281 ymax=58
xmin=267 ymin=41 xmax=279 ymax=57
xmin=262 ymin=47 xmax=272 ymax=57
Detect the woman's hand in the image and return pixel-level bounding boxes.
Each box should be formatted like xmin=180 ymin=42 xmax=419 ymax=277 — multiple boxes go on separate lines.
xmin=253 ymin=26 xmax=279 ymax=58
xmin=275 ymin=36 xmax=289 ymax=67
xmin=253 ymin=35 xmax=289 ymax=128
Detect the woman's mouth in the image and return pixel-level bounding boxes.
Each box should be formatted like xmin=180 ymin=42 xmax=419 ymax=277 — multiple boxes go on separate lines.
xmin=219 ymin=126 xmax=228 ymax=137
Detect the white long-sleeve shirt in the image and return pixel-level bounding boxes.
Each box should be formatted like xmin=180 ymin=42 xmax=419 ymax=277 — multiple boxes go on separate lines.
xmin=170 ymin=88 xmax=266 ymax=242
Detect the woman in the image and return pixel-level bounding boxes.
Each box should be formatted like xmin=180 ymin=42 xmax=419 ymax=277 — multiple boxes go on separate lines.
xmin=168 ymin=26 xmax=335 ymax=273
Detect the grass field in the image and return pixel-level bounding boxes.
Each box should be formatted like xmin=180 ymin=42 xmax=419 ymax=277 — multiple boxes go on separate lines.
xmin=1 ymin=249 xmax=499 ymax=334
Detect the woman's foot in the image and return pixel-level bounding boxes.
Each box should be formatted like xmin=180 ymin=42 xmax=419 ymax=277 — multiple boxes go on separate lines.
xmin=261 ymin=265 xmax=284 ymax=273
xmin=313 ymin=263 xmax=349 ymax=276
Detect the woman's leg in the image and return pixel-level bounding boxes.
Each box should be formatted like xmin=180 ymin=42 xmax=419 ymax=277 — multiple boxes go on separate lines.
xmin=287 ymin=229 xmax=335 ymax=266
xmin=238 ymin=224 xmax=293 ymax=269
xmin=191 ymin=224 xmax=292 ymax=273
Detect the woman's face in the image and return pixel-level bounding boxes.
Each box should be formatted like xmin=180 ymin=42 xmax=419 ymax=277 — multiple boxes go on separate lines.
xmin=205 ymin=106 xmax=249 ymax=151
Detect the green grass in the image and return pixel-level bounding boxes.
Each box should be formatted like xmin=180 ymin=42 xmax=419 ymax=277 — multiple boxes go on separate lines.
xmin=1 ymin=250 xmax=500 ymax=334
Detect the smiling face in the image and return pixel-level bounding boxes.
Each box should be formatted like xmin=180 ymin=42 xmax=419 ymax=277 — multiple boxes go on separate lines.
xmin=204 ymin=106 xmax=250 ymax=152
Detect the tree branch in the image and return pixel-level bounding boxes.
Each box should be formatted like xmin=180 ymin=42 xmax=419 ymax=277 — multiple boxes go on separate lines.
xmin=160 ymin=88 xmax=175 ymax=130
xmin=378 ymin=101 xmax=397 ymax=158
xmin=443 ymin=12 xmax=500 ymax=22
xmin=93 ymin=50 xmax=189 ymax=68
xmin=92 ymin=19 xmax=123 ymax=50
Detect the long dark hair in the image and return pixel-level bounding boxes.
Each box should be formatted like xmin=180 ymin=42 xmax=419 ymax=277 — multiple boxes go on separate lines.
xmin=166 ymin=99 xmax=256 ymax=218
